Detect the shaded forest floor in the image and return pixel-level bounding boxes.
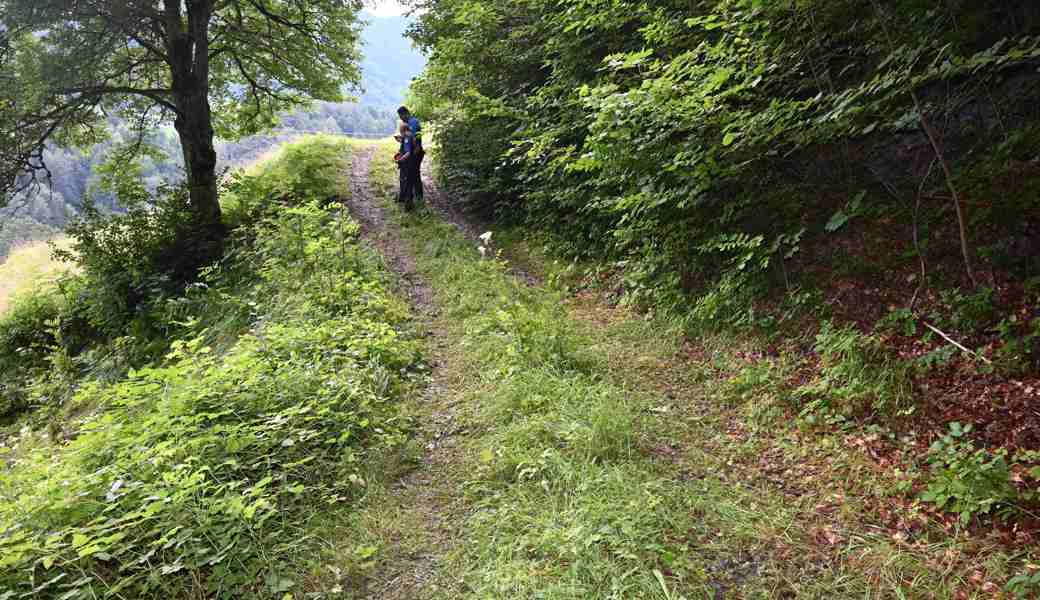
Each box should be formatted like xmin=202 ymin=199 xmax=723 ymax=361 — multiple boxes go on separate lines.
xmin=332 ymin=140 xmax=1039 ymax=599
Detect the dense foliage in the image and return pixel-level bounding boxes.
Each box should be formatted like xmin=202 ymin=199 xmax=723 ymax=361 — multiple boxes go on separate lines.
xmin=409 ymin=0 xmax=1040 ymax=326
xmin=0 ymin=137 xmax=421 ymax=598
xmin=409 ymin=0 xmax=1040 ymax=536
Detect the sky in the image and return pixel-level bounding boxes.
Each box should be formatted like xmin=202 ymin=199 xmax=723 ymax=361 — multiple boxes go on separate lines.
xmin=368 ymin=1 xmax=408 ymax=17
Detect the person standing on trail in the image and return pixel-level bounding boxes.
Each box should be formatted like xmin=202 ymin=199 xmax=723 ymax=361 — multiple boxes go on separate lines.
xmin=397 ymin=106 xmax=424 ymax=204
xmin=394 ymin=122 xmax=417 ymax=211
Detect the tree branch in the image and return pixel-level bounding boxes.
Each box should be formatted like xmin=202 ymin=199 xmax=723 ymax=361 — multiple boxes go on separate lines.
xmin=63 ymin=86 xmax=179 ymax=113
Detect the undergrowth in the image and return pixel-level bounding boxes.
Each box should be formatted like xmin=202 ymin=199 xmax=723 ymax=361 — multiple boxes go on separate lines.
xmin=0 ymin=136 xmax=422 ymax=599
xmin=370 ymin=140 xmax=719 ymax=597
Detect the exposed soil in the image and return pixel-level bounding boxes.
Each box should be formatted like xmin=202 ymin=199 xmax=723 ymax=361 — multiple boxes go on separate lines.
xmin=349 ymin=146 xmax=434 ymax=310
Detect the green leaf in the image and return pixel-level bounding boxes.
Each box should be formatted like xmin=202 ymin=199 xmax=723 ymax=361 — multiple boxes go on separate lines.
xmin=825 ymin=210 xmax=849 ymax=233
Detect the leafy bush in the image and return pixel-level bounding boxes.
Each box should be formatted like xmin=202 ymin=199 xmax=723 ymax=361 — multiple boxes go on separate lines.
xmin=920 ymin=422 xmax=1021 ymax=524
xmin=0 ymin=290 xmax=62 ymax=418
xmin=0 ymin=316 xmax=413 ymax=597
xmin=221 ymin=134 xmax=348 ymax=225
xmin=56 ymin=183 xmax=216 ymax=340
xmin=410 ymin=0 xmax=1040 ymax=321
xmin=993 ymin=316 xmax=1040 ymax=376
xmin=877 ymin=307 xmax=918 ymax=338
xmin=1007 ymin=568 xmax=1040 ymax=599
xmin=931 ymin=287 xmax=998 ymax=335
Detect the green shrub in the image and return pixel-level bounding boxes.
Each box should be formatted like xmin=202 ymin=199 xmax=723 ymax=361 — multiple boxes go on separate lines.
xmin=221 ymin=134 xmax=348 ymax=225
xmin=0 ymin=319 xmax=413 ymax=598
xmin=993 ymin=316 xmax=1040 ymax=376
xmin=411 ymin=0 xmax=1040 ymax=322
xmin=56 ymin=184 xmax=216 ymax=340
xmin=0 ymin=278 xmax=120 ymax=421
xmin=0 ymin=290 xmax=61 ymax=418
xmin=877 ymin=307 xmax=918 ymax=337
xmin=0 ymin=290 xmax=61 ymax=370
xmin=920 ymin=422 xmax=1021 ymax=524
xmin=930 ymin=287 xmax=998 ymax=335
xmin=1007 ymin=568 xmax=1040 ymax=599
xmin=686 ymin=270 xmax=765 ymax=333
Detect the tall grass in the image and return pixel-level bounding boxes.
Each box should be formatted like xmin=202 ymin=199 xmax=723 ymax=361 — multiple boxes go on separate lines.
xmin=363 ymin=138 xmax=1031 ymax=599
xmin=0 ymin=137 xmax=423 ymax=599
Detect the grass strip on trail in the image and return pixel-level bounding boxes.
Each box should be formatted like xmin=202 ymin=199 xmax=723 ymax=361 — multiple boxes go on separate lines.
xmin=363 ymin=139 xmax=1027 ymax=599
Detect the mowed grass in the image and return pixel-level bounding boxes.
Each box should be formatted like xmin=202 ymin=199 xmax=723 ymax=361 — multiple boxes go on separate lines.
xmin=361 ymin=139 xmax=1029 ymax=599
xmin=366 ymin=140 xmax=728 ymax=598
xmin=0 ymin=238 xmax=70 ymax=315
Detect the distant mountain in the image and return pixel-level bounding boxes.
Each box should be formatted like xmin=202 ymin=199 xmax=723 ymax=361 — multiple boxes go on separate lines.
xmin=356 ymin=13 xmax=426 ymax=107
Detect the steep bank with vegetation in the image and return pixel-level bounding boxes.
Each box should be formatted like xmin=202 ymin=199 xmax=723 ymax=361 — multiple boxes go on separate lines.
xmin=0 ymin=102 xmax=402 ymax=235
xmin=408 ymin=0 xmax=1040 ymax=533
xmin=0 ymin=137 xmax=423 ymax=597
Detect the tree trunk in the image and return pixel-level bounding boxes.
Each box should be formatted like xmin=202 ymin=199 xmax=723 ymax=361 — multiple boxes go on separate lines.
xmin=173 ymin=90 xmax=222 ymax=235
xmin=168 ymin=0 xmax=222 ymax=240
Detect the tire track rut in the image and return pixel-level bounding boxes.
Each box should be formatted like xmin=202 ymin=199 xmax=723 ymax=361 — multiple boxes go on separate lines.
xmin=346 ymin=144 xmax=463 ymax=599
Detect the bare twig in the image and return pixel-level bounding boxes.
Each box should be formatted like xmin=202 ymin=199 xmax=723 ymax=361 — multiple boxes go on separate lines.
xmin=869 ymin=0 xmax=977 ymax=287
xmin=910 ymin=158 xmax=936 ymax=311
xmin=919 ymin=319 xmax=992 ymax=364
xmin=914 ymin=102 xmax=977 ymax=287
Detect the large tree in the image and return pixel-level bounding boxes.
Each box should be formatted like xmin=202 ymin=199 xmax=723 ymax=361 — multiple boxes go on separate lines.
xmin=0 ymin=0 xmax=365 ymax=236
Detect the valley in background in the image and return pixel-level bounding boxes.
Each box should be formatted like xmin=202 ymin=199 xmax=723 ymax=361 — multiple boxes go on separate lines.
xmin=0 ymin=13 xmax=424 ymax=261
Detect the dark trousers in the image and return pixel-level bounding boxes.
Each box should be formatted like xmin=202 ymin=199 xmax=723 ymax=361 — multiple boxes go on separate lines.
xmin=398 ymin=161 xmax=414 ymax=208
xmin=411 ymin=150 xmax=425 ymax=201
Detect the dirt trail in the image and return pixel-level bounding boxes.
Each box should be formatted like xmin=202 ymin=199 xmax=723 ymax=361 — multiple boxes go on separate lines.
xmin=346 ymin=145 xmax=466 ymax=599
xmin=344 ymin=144 xmax=546 ymax=597
xmin=349 ymin=145 xmax=434 ymax=309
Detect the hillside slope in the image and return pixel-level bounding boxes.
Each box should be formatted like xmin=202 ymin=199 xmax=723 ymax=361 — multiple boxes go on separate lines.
xmin=358 ymin=14 xmax=426 ymax=106
xmin=0 ymin=137 xmax=422 ymax=597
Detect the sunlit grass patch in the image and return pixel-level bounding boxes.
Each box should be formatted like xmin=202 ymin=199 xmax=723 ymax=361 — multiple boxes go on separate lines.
xmin=0 ymin=238 xmax=71 ymax=315
xmin=366 ymin=139 xmax=778 ymax=597
xmin=220 ymin=134 xmax=368 ymax=225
